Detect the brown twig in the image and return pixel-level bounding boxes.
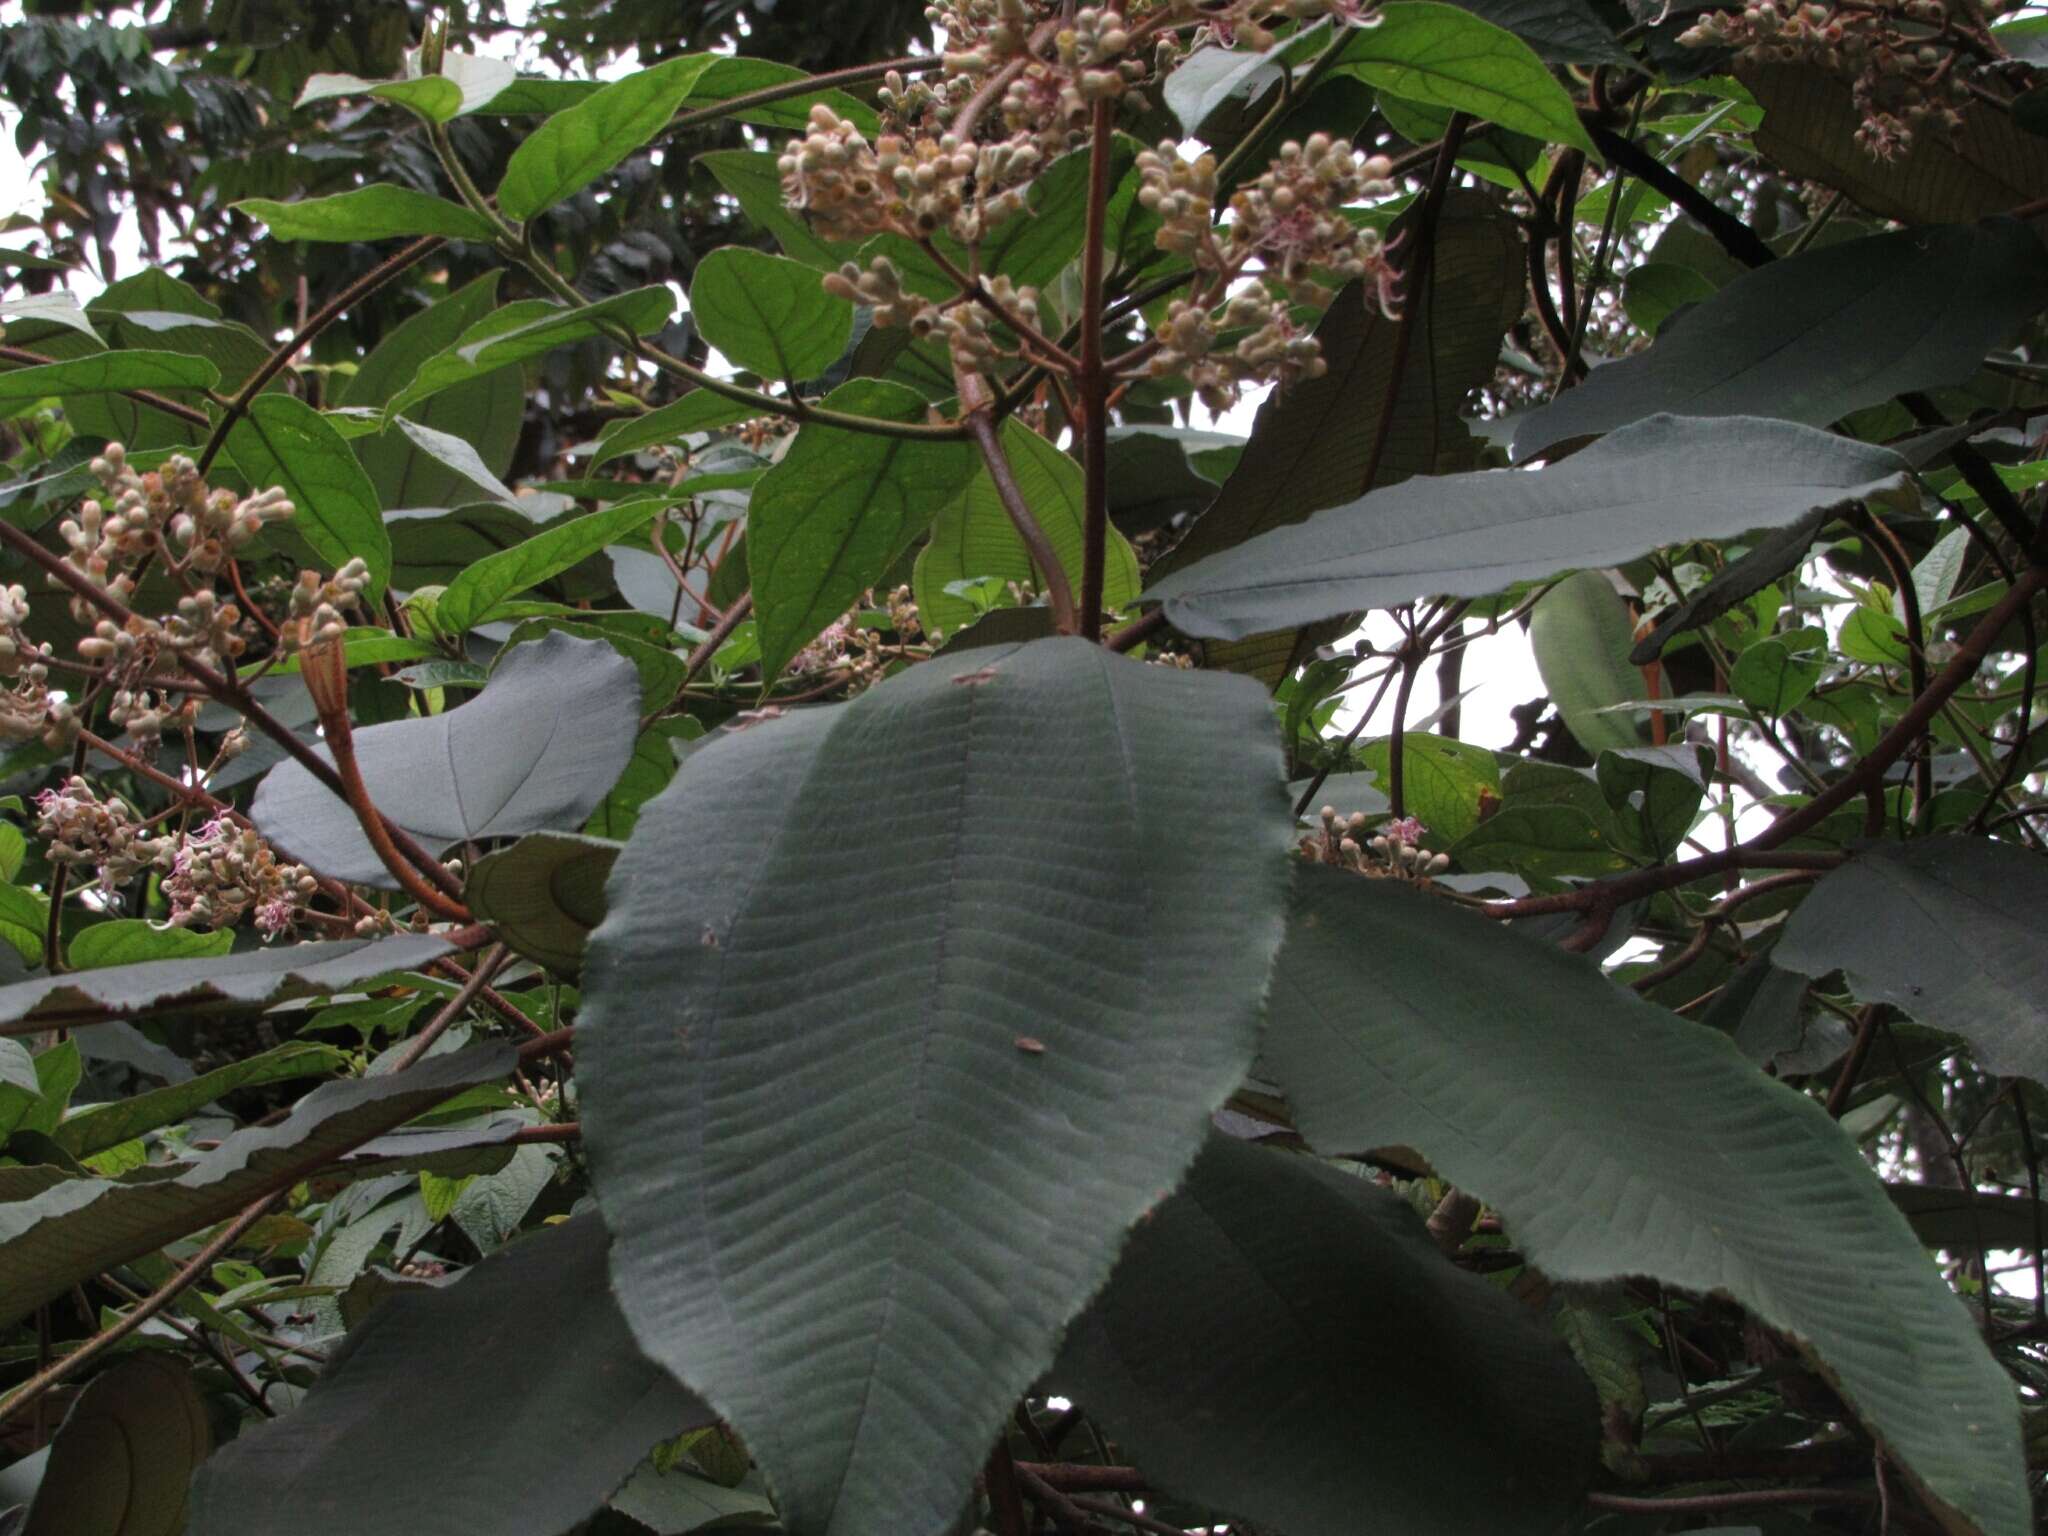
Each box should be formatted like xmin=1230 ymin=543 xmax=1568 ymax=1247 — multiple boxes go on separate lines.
xmin=389 ymin=943 xmax=510 ymax=1071
xmin=1078 ymin=96 xmax=1116 ymax=642
xmin=958 ymin=375 xmax=1079 ymax=636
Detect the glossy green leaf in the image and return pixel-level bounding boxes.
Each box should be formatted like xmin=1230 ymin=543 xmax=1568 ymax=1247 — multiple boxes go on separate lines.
xmin=0 ymin=932 xmax=452 ymax=1031
xmin=1334 ymin=2 xmax=1596 ymax=154
xmin=66 ymin=921 xmax=232 ymax=970
xmin=466 ymin=832 xmax=620 ymax=973
xmin=1777 ymin=837 xmax=2048 ymax=1085
xmin=913 ymin=420 xmax=1139 ymax=640
xmin=436 ymin=500 xmax=664 ymax=634
xmin=0 ymin=1045 xmax=511 ymax=1326
xmin=1730 ymin=629 xmax=1825 ymax=716
xmin=387 ymin=287 xmax=676 ymax=420
xmin=748 ymin=379 xmax=977 ymax=678
xmin=1265 ymin=866 xmax=2028 ymax=1536
xmin=1530 ymin=570 xmax=1645 ymax=756
xmin=236 ymin=186 xmax=500 ymax=243
xmin=388 ymin=419 xmax=517 ymax=503
xmin=189 ymin=1213 xmax=709 ymax=1536
xmin=689 ymin=248 xmax=852 ymax=383
xmin=1514 ymin=221 xmax=2048 ymax=460
xmin=1056 ymin=1135 xmax=1598 ymax=1535
xmin=498 ymin=55 xmax=721 ymax=220
xmin=593 ymin=391 xmax=762 ymax=469
xmin=299 ymin=52 xmax=519 ymax=122
xmin=581 ymin=637 xmax=1295 ymax=1536
xmin=1358 ymin=733 xmax=1500 ymax=843
xmin=252 ymin=632 xmax=640 ymax=886
xmin=19 ymin=1356 xmax=208 ymax=1536
xmin=226 ymin=393 xmax=392 ymax=601
xmin=0 ymin=351 xmax=218 ymax=407
xmin=1145 ymin=416 xmax=1908 ymax=640
xmin=53 ymin=1040 xmax=345 ymax=1159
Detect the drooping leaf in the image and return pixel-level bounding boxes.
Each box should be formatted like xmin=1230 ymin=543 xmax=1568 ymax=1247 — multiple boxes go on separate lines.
xmin=0 ymin=932 xmax=453 ymax=1031
xmin=188 ymin=1213 xmax=709 ymax=1536
xmin=1514 ymin=220 xmax=2048 ymax=460
xmin=1265 ymin=866 xmax=2028 ymax=1536
xmin=0 ymin=1045 xmax=512 ymax=1326
xmin=593 ymin=392 xmax=763 ymax=470
xmin=1333 ymin=2 xmax=1597 ymax=153
xmin=0 ymin=293 xmax=100 ymax=343
xmin=580 ymin=638 xmax=1295 ymax=1536
xmin=226 ymin=393 xmax=393 ymax=602
xmin=466 ymin=832 xmax=620 ymax=973
xmin=251 ymin=631 xmax=641 ymax=888
xmin=689 ymin=248 xmax=853 ymax=383
xmin=434 ymin=500 xmax=664 ymax=635
xmin=0 ymin=351 xmax=219 ymax=407
xmin=913 ymin=420 xmax=1139 ymax=640
xmin=497 ymin=55 xmax=722 ymax=220
xmin=747 ymin=379 xmax=977 ymax=678
xmin=1056 ymin=1134 xmax=1598 ymax=1536
xmin=53 ymin=1040 xmax=347 ymax=1159
xmin=236 ymin=186 xmax=501 ymax=243
xmin=299 ymin=51 xmax=519 ymax=122
xmin=387 ymin=419 xmax=518 ymax=503
xmin=1776 ymin=837 xmax=2048 ymax=1085
xmin=1144 ymin=416 xmax=1909 ymax=640
xmin=1529 ymin=569 xmax=1645 ymax=756
xmin=19 ymin=1356 xmax=209 ymax=1536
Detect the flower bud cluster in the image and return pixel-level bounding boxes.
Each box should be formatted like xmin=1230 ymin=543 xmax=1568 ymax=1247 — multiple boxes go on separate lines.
xmin=0 ymin=584 xmax=65 ymax=748
xmin=284 ymin=559 xmax=371 ymax=653
xmin=1301 ymin=807 xmax=1452 ymax=879
xmin=790 ymin=587 xmax=923 ymax=686
xmin=35 ymin=777 xmax=174 ymax=893
xmin=163 ymin=815 xmax=317 ymax=939
xmin=1677 ymin=0 xmax=1971 ymax=158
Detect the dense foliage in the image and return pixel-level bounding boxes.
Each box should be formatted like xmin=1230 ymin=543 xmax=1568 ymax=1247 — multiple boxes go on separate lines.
xmin=0 ymin=1 xmax=2046 ymax=1533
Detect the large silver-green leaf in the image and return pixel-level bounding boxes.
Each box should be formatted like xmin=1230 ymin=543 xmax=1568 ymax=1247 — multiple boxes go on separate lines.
xmin=1143 ymin=415 xmax=1908 ymax=641
xmin=250 ymin=631 xmax=640 ymax=887
xmin=1776 ymin=837 xmax=2048 ymax=1085
xmin=0 ymin=932 xmax=453 ymax=1031
xmin=1513 ymin=220 xmax=2048 ymax=461
xmin=580 ymin=637 xmax=1295 ymax=1536
xmin=188 ymin=1213 xmax=710 ymax=1536
xmin=1056 ymin=1134 xmax=1598 ymax=1535
xmin=19 ymin=1356 xmax=208 ymax=1536
xmin=1264 ymin=866 xmax=2027 ymax=1536
xmin=0 ymin=1045 xmax=511 ymax=1327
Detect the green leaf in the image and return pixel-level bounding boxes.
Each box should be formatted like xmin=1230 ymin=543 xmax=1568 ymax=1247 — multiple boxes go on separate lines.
xmin=1144 ymin=416 xmax=1908 ymax=640
xmin=1447 ymin=801 xmax=1634 ymax=879
xmin=0 ymin=351 xmax=218 ymax=407
xmin=498 ymin=55 xmax=722 ymax=220
xmin=0 ymin=292 xmax=101 ymax=344
xmin=236 ymin=186 xmax=500 ymax=243
xmin=0 ymin=1040 xmax=44 ymax=1141
xmin=250 ymin=632 xmax=641 ymax=888
xmin=1596 ymin=744 xmax=1710 ymax=860
xmin=1630 ymin=511 xmax=1827 ymax=664
xmin=0 ymin=1045 xmax=511 ymax=1326
xmin=689 ymin=248 xmax=852 ymax=383
xmin=19 ymin=1356 xmax=209 ymax=1536
xmin=683 ymin=56 xmax=878 ymax=132
xmin=1620 ymin=260 xmax=1717 ymax=336
xmin=913 ymin=420 xmax=1140 ymax=640
xmin=0 ymin=883 xmax=49 ymax=968
xmin=1056 ymin=1135 xmax=1598 ymax=1535
xmin=0 ymin=933 xmax=453 ymax=1031
xmin=1265 ymin=866 xmax=2028 ymax=1536
xmin=593 ymin=391 xmax=762 ymax=469
xmin=1840 ymin=604 xmax=1911 ymax=666
xmin=1358 ymin=733 xmax=1500 ymax=843
xmin=299 ymin=52 xmax=519 ymax=122
xmin=1730 ymin=627 xmax=1825 ymax=716
xmin=189 ymin=1213 xmax=710 ymax=1536
xmin=701 ymin=151 xmax=856 ymax=270
xmin=1514 ymin=221 xmax=2048 ymax=460
xmin=54 ymin=1041 xmax=346 ymax=1159
xmin=748 ymin=379 xmax=977 ymax=678
xmin=387 ymin=287 xmax=677 ymax=420
xmin=387 ymin=418 xmax=518 ymax=503
xmin=1777 ymin=837 xmax=2048 ymax=1086
xmin=67 ymin=921 xmax=233 ymax=970
xmin=1450 ymin=0 xmax=1626 ymax=63
xmin=1151 ymin=193 xmax=1523 ymax=579
xmin=610 ymin=1465 xmax=778 ymax=1533
xmin=436 ymin=500 xmax=664 ymax=634
xmin=226 ymin=393 xmax=392 ymax=602
xmin=1334 ymin=2 xmax=1597 ymax=154
xmin=581 ymin=638 xmax=1295 ymax=1536
xmin=466 ymin=832 xmax=620 ymax=973
xmin=1530 ymin=570 xmax=1646 ymax=756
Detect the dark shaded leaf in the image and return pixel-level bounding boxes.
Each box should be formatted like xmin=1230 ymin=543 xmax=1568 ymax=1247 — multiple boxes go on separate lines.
xmin=188 ymin=1213 xmax=711 ymax=1536
xmin=580 ymin=638 xmax=1294 ymax=1536
xmin=1630 ymin=510 xmax=1827 ymax=663
xmin=251 ymin=631 xmax=641 ymax=887
xmin=1265 ymin=866 xmax=2027 ymax=1536
xmin=20 ymin=1356 xmax=208 ymax=1536
xmin=54 ymin=1040 xmax=345 ymax=1159
xmin=467 ymin=832 xmax=620 ymax=973
xmin=1056 ymin=1135 xmax=1598 ymax=1536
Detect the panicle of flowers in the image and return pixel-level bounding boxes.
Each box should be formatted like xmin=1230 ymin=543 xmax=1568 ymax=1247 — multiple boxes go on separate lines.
xmin=1137 ymin=134 xmax=1397 ymax=409
xmin=1677 ymin=0 xmax=1973 ymax=158
xmin=163 ymin=816 xmax=317 ymax=939
xmin=0 ymin=583 xmax=67 ymax=749
xmin=35 ymin=776 xmax=174 ymax=894
xmin=1300 ymin=806 xmax=1451 ymax=879
xmin=790 ymin=586 xmax=924 ymax=687
xmin=282 ymin=558 xmax=372 ymax=655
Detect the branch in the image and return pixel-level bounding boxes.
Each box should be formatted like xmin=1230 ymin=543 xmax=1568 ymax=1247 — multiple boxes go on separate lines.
xmin=1078 ymin=97 xmax=1117 ymax=643
xmin=958 ymin=370 xmax=1079 ymax=636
